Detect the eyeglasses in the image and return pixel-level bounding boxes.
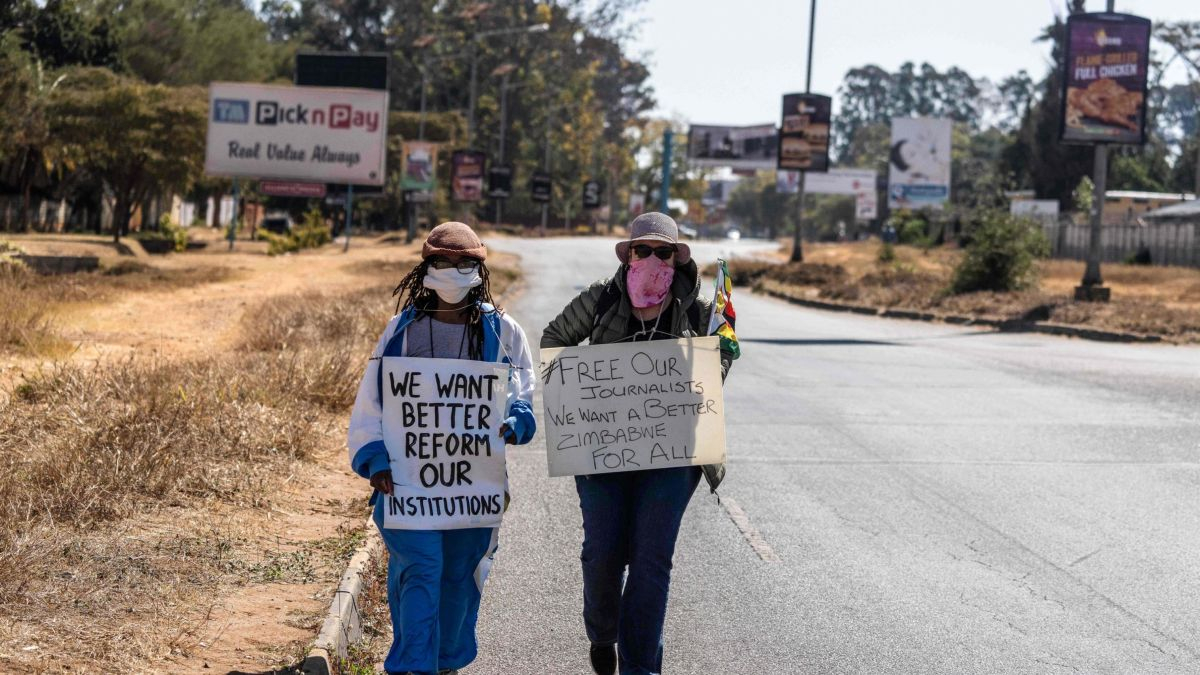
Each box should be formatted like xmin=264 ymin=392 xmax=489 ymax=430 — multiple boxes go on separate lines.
xmin=429 ymin=258 xmax=481 ymax=274
xmin=631 ymin=244 xmax=676 ymax=261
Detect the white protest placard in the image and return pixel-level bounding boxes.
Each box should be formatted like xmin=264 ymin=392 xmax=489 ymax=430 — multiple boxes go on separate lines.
xmin=380 ymin=357 xmax=509 ymax=529
xmin=206 ymin=82 xmax=389 ymax=185
xmin=539 ymin=337 xmax=726 ymax=477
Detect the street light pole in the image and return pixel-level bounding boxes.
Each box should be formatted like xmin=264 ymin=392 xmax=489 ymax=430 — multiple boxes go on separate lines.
xmin=465 ymin=23 xmax=548 ymax=150
xmin=467 ymin=38 xmax=478 ymax=148
xmin=495 ymin=71 xmax=509 ymax=226
xmin=790 ymin=0 xmax=817 ymax=263
xmin=541 ymin=107 xmax=552 ymax=237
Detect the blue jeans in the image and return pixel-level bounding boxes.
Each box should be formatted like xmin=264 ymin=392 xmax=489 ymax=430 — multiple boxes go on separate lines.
xmin=373 ymin=501 xmax=498 ymax=675
xmin=575 ymin=466 xmax=702 ymax=675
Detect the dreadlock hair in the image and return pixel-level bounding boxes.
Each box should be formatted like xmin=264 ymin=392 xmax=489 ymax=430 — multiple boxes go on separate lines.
xmin=391 ymin=258 xmax=501 ymax=361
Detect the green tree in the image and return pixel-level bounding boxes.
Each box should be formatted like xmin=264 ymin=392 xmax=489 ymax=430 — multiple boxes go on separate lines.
xmin=18 ymin=0 xmax=123 ymax=71
xmin=0 ymin=35 xmax=70 ymax=231
xmin=833 ymin=61 xmax=982 ymax=161
xmin=108 ymin=0 xmax=275 ymax=85
xmin=1002 ymin=0 xmax=1093 ymax=208
xmin=50 ymin=68 xmax=207 ymax=242
xmin=631 ymin=118 xmax=705 ymax=220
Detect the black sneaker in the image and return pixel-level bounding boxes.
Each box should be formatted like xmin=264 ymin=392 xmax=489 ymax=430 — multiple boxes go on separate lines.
xmin=589 ymin=643 xmax=616 ymax=675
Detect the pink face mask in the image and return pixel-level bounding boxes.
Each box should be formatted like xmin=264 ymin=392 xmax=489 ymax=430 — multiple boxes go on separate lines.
xmin=626 ymin=256 xmax=675 ymax=308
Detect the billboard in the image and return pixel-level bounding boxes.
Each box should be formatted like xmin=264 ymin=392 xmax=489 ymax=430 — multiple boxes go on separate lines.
xmin=530 ymin=171 xmax=552 ymax=203
xmin=778 ymin=169 xmax=877 ymax=218
xmin=777 ymin=93 xmax=831 ymax=172
xmin=1061 ymin=13 xmax=1152 ymax=145
xmin=687 ymin=124 xmax=778 ymax=170
xmin=487 ymin=165 xmax=513 ymax=199
xmin=450 ymin=150 xmax=486 ymax=202
xmin=583 ymin=180 xmax=603 ymax=209
xmin=205 ymin=82 xmax=388 ymax=185
xmin=401 ymin=141 xmax=438 ymax=192
xmin=888 ymin=117 xmax=952 ymax=209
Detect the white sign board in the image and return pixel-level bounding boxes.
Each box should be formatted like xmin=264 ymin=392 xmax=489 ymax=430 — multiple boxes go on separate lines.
xmin=804 ymin=168 xmax=877 ymax=195
xmin=888 ymin=117 xmax=952 ymax=210
xmin=1010 ymin=200 xmax=1060 ymax=217
xmin=778 ymin=168 xmax=878 ymax=218
xmin=205 ymin=82 xmax=389 ymax=186
xmin=539 ymin=337 xmax=726 ymax=477
xmin=380 ymin=357 xmax=509 ymax=530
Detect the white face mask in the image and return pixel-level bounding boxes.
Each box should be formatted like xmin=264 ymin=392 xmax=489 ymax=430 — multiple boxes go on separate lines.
xmin=423 ymin=266 xmax=483 ymax=304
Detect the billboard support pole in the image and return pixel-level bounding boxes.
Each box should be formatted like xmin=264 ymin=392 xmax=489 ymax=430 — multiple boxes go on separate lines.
xmin=344 ymin=184 xmax=354 ymax=253
xmin=790 ymin=0 xmax=816 ymax=263
xmin=1075 ymin=0 xmax=1116 ymax=301
xmin=228 ymin=178 xmax=239 ymax=251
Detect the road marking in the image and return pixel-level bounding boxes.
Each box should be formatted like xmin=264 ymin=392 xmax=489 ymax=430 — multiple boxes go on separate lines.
xmin=719 ymin=496 xmax=779 ymax=563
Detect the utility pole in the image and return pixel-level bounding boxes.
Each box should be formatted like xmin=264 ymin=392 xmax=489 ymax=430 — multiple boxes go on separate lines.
xmin=791 ymin=0 xmax=818 ymax=264
xmin=660 ymin=129 xmax=673 ymax=214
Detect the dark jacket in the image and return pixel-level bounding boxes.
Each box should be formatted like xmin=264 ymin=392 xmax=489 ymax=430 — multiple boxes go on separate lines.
xmin=541 ymin=259 xmax=732 ymax=492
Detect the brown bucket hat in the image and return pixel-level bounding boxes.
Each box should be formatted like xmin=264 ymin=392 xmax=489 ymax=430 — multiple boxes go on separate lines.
xmin=422 ymin=221 xmax=487 ymax=260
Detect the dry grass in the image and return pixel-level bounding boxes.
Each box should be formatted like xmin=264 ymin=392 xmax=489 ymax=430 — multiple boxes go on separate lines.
xmin=0 ymin=261 xmax=236 ymax=357
xmin=721 ymin=241 xmax=1200 ymax=342
xmin=340 ymin=546 xmax=390 ymax=675
xmin=0 ymin=254 xmax=523 ymax=670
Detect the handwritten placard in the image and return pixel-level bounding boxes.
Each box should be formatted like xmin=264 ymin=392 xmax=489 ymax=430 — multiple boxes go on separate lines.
xmin=380 ymin=357 xmax=509 ymax=529
xmin=539 ymin=337 xmax=726 ymax=477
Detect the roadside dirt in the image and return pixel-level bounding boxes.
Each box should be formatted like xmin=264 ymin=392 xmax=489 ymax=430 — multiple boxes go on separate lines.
xmin=754 ymin=240 xmax=1200 ymax=342
xmin=0 ymin=232 xmax=518 ymax=673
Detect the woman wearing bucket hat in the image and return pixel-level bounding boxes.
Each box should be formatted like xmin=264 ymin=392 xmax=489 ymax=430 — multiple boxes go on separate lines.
xmin=542 ymin=212 xmax=736 ymax=675
xmin=347 ymin=222 xmax=537 ymax=675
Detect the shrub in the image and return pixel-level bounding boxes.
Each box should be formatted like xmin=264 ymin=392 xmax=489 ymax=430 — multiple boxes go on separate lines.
xmin=950 ymin=210 xmax=1049 ymax=294
xmin=133 ymin=215 xmax=188 ymax=252
xmin=877 ymin=242 xmax=896 ymax=263
xmin=265 ymin=209 xmax=331 ymax=255
xmin=0 ymin=240 xmax=25 ymax=270
xmin=702 ymin=259 xmax=774 ymax=286
xmin=764 ymin=262 xmax=848 ymax=287
xmin=888 ymin=209 xmax=932 ymax=247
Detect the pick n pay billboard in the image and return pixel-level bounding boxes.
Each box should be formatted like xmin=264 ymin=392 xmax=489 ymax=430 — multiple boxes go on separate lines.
xmin=205 ymin=82 xmax=389 ymax=185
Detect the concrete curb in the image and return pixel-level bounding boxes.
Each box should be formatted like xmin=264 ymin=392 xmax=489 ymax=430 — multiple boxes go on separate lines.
xmin=300 ymin=517 xmax=384 ymax=675
xmin=759 ymin=286 xmax=1164 ymax=344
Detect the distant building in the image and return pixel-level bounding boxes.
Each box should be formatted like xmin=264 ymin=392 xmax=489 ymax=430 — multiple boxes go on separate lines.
xmin=1007 ymin=189 xmax=1196 ymax=224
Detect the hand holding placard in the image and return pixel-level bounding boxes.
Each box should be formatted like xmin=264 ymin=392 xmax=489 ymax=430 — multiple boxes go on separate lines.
xmin=539 ymin=337 xmax=726 ymax=477
xmin=380 ymin=357 xmax=510 ymax=529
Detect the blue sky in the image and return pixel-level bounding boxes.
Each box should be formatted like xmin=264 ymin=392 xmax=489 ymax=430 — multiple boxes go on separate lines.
xmin=626 ymin=0 xmax=1198 ymax=125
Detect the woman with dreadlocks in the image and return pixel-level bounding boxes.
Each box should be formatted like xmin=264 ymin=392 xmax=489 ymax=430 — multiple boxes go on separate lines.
xmin=347 ymin=222 xmax=536 ymax=675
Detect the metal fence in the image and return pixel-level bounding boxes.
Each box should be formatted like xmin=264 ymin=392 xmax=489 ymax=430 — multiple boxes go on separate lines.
xmin=1042 ymin=219 xmax=1200 ymax=268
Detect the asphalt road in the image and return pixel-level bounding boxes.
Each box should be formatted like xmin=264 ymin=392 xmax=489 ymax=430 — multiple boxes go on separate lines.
xmin=470 ymin=235 xmax=1200 ymax=675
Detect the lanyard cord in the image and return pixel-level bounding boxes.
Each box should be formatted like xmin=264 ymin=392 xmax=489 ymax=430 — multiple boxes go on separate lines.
xmin=635 ymin=296 xmax=668 ymax=341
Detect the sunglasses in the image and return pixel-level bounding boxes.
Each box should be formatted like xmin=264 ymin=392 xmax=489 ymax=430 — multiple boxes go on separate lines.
xmin=631 ymin=244 xmax=676 ymax=261
xmin=429 ymin=258 xmax=481 ymax=274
